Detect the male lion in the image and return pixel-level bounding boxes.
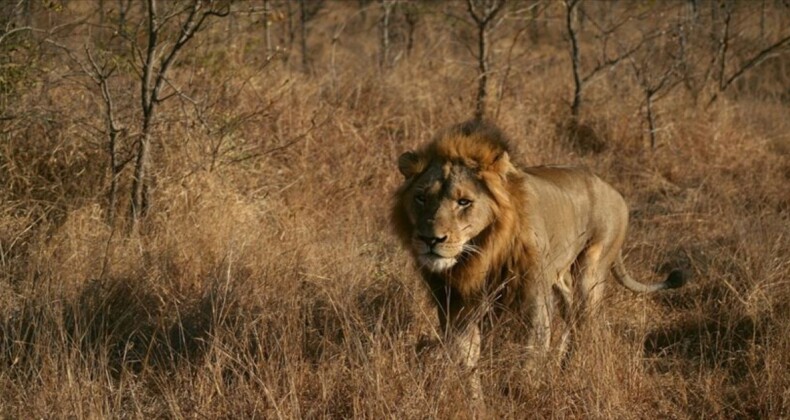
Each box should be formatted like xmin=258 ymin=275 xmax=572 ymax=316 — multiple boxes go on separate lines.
xmin=392 ymin=120 xmax=684 ymax=398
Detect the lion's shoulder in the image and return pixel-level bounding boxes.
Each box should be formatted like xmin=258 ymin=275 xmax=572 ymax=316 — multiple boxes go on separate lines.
xmin=520 ymin=165 xmax=598 ymax=192
xmin=522 ymin=164 xmax=593 ymax=178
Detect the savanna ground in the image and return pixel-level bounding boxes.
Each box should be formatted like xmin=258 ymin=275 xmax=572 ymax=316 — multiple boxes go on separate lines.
xmin=1 ymin=1 xmax=789 ymax=418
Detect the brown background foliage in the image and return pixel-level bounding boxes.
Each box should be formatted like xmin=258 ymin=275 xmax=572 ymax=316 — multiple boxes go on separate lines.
xmin=0 ymin=0 xmax=788 ymax=418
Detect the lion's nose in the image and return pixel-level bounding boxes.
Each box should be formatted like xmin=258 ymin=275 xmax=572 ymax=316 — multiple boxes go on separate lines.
xmin=418 ymin=235 xmax=447 ymax=247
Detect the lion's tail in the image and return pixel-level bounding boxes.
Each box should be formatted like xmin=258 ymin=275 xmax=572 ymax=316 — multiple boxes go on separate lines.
xmin=611 ymin=253 xmax=686 ymax=293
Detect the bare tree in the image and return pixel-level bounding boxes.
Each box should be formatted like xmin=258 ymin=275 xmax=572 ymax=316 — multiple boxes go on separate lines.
xmin=403 ymin=2 xmax=419 ymax=57
xmin=22 ymin=0 xmax=32 ymax=27
xmin=528 ymin=0 xmax=545 ymax=44
xmin=714 ymin=2 xmax=733 ymax=95
xmin=564 ymin=0 xmax=657 ymax=119
xmin=759 ymin=0 xmax=766 ymax=39
xmin=565 ymin=0 xmax=583 ymax=119
xmin=84 ymin=49 xmax=128 ymax=225
xmin=466 ymin=0 xmax=505 ymax=122
xmin=494 ymin=3 xmax=545 ymax=120
xmin=116 ymin=0 xmax=134 ymax=36
xmin=629 ymin=46 xmax=681 ymax=149
xmin=297 ymin=0 xmax=322 ymax=73
xmin=707 ymin=18 xmax=790 ymax=106
xmin=262 ymin=0 xmax=272 ymax=59
xmin=129 ymin=0 xmax=229 ymax=227
xmin=379 ymin=0 xmax=395 ymax=69
xmin=284 ymin=0 xmax=295 ymax=63
xmin=682 ymin=1 xmax=790 ymax=107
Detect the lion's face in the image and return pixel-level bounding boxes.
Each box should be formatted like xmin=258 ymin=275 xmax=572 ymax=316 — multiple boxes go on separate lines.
xmin=400 ymin=160 xmax=496 ymax=272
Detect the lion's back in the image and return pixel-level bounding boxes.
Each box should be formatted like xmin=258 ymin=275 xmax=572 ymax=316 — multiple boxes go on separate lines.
xmin=519 ymin=165 xmax=629 ymax=262
xmin=523 ymin=165 xmax=626 ymax=212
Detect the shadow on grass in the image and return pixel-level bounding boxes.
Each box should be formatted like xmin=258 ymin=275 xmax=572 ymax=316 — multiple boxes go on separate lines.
xmin=0 ymin=274 xmax=269 ymax=379
xmin=300 ymin=273 xmax=415 ymax=365
xmin=640 ymin=276 xmax=784 ymax=385
xmin=643 ymin=314 xmax=763 ymax=377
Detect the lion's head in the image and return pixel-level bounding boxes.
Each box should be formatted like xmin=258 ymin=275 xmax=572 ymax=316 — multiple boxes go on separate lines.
xmin=392 ymin=121 xmax=520 ymax=275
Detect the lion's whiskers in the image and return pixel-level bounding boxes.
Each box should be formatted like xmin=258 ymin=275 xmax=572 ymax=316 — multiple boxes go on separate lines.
xmin=460 ymin=243 xmax=483 ymax=262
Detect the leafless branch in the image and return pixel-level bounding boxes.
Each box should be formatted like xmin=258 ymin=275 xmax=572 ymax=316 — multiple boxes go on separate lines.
xmin=0 ymin=26 xmax=34 ymax=45
xmin=494 ymin=23 xmax=530 ymax=120
xmin=466 ymin=0 xmax=505 ymax=26
xmin=216 ymin=108 xmax=331 ymax=169
xmin=466 ymin=0 xmax=506 ymax=121
xmin=565 ymin=0 xmax=664 ymax=118
xmin=708 ymin=33 xmax=790 ymax=106
xmin=84 ymin=46 xmax=128 ymax=225
xmin=627 ymin=23 xmax=684 ymax=149
xmin=131 ymin=0 xmax=230 ymax=227
xmin=716 ymin=4 xmax=732 ymax=91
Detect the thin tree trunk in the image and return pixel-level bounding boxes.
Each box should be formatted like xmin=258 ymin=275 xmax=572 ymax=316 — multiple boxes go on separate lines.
xmin=108 ymin=130 xmax=119 ymax=225
xmin=467 ymin=0 xmax=504 ymax=122
xmin=89 ymin=53 xmax=123 ymax=226
xmin=99 ymin=72 xmax=122 ymax=226
xmin=263 ymin=0 xmax=272 ymax=58
xmin=474 ymin=24 xmax=488 ymax=121
xmin=118 ymin=0 xmax=131 ymax=35
xmin=23 ymin=0 xmax=32 ymax=27
xmin=405 ymin=6 xmax=417 ymax=57
xmin=299 ymin=0 xmax=309 ymax=73
xmin=688 ymin=0 xmax=698 ymax=23
xmin=284 ymin=0 xmax=294 ymax=64
xmin=716 ymin=4 xmax=731 ymax=90
xmin=98 ymin=0 xmax=105 ymax=27
xmin=130 ymin=0 xmax=157 ymax=227
xmin=759 ymin=0 xmax=766 ymax=39
xmin=131 ymin=127 xmax=151 ymax=224
xmin=529 ymin=1 xmax=540 ymax=43
xmin=379 ymin=0 xmax=393 ymax=68
xmin=566 ymin=0 xmax=582 ymax=119
xmin=575 ymin=1 xmax=584 ymax=33
xmin=646 ymin=94 xmax=656 ymax=149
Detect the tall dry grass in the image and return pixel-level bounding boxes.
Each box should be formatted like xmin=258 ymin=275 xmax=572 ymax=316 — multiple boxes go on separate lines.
xmin=0 ymin=1 xmax=788 ymax=418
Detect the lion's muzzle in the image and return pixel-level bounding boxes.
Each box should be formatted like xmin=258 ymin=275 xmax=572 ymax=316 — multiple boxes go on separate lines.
xmin=417 ymin=234 xmax=447 ymax=247
xmin=413 ymin=234 xmax=463 ymax=272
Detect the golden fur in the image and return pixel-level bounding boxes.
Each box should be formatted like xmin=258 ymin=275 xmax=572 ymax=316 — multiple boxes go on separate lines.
xmin=392 ymin=120 xmax=684 ymax=397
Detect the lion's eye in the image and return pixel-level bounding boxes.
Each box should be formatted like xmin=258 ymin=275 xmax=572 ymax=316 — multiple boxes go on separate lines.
xmin=457 ymin=198 xmax=472 ymax=207
xmin=415 ymin=194 xmax=426 ymax=205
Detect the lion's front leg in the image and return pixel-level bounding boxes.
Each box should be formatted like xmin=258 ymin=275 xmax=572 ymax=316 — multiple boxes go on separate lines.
xmin=448 ymin=322 xmax=482 ymax=400
xmin=524 ymin=278 xmax=554 ymax=362
xmin=430 ymin=282 xmax=485 ymax=403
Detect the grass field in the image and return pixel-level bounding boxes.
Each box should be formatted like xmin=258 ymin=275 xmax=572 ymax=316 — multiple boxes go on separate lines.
xmin=1 ymin=1 xmax=789 ymax=418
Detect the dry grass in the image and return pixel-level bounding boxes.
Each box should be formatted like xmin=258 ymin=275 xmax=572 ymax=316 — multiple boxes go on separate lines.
xmin=1 ymin=1 xmax=789 ymax=418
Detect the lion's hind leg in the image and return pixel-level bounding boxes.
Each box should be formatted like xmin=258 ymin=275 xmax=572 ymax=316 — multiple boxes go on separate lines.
xmin=560 ymin=243 xmax=611 ymax=355
xmin=574 ymin=242 xmax=612 ymax=320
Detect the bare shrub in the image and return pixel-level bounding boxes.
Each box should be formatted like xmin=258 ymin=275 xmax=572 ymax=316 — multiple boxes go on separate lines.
xmin=0 ymin=1 xmax=788 ymax=417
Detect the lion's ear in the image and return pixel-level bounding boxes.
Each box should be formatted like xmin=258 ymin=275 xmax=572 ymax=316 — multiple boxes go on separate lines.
xmin=489 ymin=151 xmax=515 ymax=176
xmin=398 ymin=151 xmax=424 ymax=179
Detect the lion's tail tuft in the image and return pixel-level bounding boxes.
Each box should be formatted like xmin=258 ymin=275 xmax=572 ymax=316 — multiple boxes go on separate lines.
xmin=664 ymin=269 xmax=687 ymax=289
xmin=612 ymin=254 xmax=687 ymax=293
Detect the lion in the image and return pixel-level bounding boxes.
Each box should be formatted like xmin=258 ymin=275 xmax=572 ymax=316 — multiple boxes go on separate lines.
xmin=392 ymin=120 xmax=684 ymax=399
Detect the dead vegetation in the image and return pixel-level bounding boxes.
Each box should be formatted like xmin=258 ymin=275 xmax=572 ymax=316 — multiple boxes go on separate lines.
xmin=0 ymin=0 xmax=788 ymax=418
